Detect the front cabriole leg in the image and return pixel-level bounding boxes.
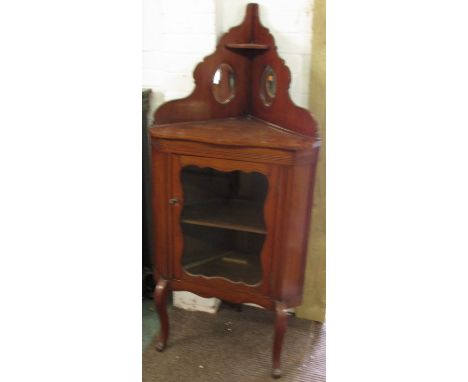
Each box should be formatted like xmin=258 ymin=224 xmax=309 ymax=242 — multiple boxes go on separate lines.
xmin=154 ymin=278 xmax=170 ymax=351
xmin=272 ymin=301 xmax=288 ymax=378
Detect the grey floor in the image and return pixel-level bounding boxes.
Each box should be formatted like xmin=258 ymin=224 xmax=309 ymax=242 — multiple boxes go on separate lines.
xmin=142 ymin=300 xmax=325 ymax=381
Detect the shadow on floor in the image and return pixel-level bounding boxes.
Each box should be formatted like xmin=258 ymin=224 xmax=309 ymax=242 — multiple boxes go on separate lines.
xmin=142 ymin=298 xmax=160 ymax=351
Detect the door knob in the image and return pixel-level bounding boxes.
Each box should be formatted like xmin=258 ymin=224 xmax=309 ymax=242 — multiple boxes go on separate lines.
xmin=168 ymin=198 xmax=180 ymax=205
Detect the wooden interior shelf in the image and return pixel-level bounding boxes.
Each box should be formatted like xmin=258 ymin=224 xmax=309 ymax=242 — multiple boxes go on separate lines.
xmin=226 ymin=43 xmax=269 ymax=50
xmin=181 ymin=199 xmax=266 ymax=234
xmin=184 ymin=249 xmax=262 ymax=285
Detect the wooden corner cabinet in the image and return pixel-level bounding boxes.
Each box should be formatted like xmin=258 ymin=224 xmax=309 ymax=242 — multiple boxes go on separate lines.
xmin=149 ymin=3 xmax=320 ymax=378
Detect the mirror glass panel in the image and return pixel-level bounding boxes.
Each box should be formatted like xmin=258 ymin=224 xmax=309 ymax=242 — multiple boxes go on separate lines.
xmin=180 ymin=166 xmax=268 ymax=285
xmin=212 ymin=63 xmax=236 ymax=104
xmin=260 ymin=65 xmax=276 ymax=106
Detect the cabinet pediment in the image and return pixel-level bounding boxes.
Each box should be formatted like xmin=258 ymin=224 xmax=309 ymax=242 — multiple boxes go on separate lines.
xmin=152 ymin=3 xmax=318 ymax=139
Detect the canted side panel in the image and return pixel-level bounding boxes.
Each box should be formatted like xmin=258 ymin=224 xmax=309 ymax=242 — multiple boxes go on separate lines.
xmin=294 ymin=159 xmax=319 ymax=306
xmin=151 ymin=143 xmax=172 ymax=279
xmin=273 ymin=158 xmax=318 ymax=306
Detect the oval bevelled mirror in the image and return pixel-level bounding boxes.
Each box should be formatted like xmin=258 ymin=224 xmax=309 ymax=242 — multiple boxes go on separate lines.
xmin=260 ymin=65 xmax=276 ymax=106
xmin=212 ymin=63 xmax=236 ymax=104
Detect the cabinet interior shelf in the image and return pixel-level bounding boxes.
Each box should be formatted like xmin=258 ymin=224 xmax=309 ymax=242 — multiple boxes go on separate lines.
xmin=181 ymin=199 xmax=266 ymax=234
xmin=226 ymin=43 xmax=269 ymax=50
xmin=183 ymin=249 xmax=262 ymax=285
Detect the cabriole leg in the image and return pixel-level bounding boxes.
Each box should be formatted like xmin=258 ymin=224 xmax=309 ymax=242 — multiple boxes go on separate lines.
xmin=154 ymin=278 xmax=170 ymax=352
xmin=272 ymin=301 xmax=288 ymax=378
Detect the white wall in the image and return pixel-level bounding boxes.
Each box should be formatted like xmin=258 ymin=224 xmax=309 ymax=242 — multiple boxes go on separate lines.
xmin=143 ymin=0 xmax=314 ymax=123
xmin=143 ymin=0 xmax=217 ymax=121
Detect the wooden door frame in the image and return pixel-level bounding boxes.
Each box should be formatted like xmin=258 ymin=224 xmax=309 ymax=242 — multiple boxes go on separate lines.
xmin=169 ymin=154 xmax=280 ymax=298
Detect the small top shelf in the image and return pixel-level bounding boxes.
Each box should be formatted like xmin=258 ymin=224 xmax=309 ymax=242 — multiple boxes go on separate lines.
xmin=226 ymin=43 xmax=269 ymax=50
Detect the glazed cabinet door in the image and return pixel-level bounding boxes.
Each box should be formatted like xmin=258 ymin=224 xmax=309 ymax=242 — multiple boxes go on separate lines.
xmin=169 ymin=155 xmax=279 ymax=296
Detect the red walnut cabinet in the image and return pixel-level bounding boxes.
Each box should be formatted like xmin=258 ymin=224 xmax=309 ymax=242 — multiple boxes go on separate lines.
xmin=149 ymin=4 xmax=320 ymax=378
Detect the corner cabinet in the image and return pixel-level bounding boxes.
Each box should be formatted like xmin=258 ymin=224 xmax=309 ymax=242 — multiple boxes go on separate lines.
xmin=149 ymin=4 xmax=321 ymax=378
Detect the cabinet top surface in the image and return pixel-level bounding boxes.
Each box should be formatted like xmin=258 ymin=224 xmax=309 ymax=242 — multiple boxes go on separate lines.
xmin=150 ymin=117 xmax=316 ymax=151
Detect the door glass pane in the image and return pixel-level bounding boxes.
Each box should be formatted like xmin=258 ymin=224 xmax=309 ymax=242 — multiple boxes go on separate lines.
xmin=180 ymin=166 xmax=268 ymax=285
